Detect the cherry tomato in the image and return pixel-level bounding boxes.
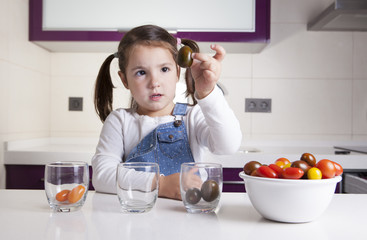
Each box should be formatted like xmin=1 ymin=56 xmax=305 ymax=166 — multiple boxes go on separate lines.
xmin=316 ymin=159 xmax=336 ymax=179
xmin=243 ymin=161 xmax=262 ymax=175
xmin=300 ymin=153 xmax=316 ymax=166
xmin=275 ymin=157 xmax=290 ymax=166
xmin=68 ymin=185 xmax=86 ymax=203
xmin=257 ymin=166 xmax=278 ymax=178
xmin=291 ymin=160 xmax=311 ymax=178
xmin=251 ymin=169 xmax=259 ymax=176
xmin=307 ymin=167 xmax=322 ymax=180
xmin=332 ymin=161 xmax=343 ymax=176
xmin=282 ymin=167 xmax=304 ymax=179
xmin=268 ymin=164 xmax=283 ymax=178
xmin=56 ymin=189 xmax=70 ymax=202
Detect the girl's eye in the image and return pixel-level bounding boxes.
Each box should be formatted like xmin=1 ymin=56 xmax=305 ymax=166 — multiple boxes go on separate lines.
xmin=161 ymin=67 xmax=169 ymax=72
xmin=136 ymin=70 xmax=145 ymax=76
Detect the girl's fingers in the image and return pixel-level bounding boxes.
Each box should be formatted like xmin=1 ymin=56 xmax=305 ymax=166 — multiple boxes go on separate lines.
xmin=211 ymin=44 xmax=226 ymax=62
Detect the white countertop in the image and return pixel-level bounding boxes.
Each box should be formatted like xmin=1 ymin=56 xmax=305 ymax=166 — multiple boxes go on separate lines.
xmin=0 ymin=190 xmax=366 ymax=240
xmin=4 ymin=138 xmax=367 ymax=170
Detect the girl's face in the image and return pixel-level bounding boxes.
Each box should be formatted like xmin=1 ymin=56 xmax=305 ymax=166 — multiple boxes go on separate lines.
xmin=119 ymin=45 xmax=179 ymax=117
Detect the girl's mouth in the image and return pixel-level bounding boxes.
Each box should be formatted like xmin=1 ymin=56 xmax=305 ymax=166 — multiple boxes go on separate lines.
xmin=150 ymin=94 xmax=162 ymax=101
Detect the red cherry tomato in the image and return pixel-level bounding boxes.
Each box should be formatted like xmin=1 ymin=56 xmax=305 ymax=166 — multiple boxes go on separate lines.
xmin=257 ymin=166 xmax=278 ymax=178
xmin=268 ymin=164 xmax=283 ymax=178
xmin=316 ymin=159 xmax=336 ymax=179
xmin=332 ymin=161 xmax=343 ymax=176
xmin=282 ymin=167 xmax=304 ymax=179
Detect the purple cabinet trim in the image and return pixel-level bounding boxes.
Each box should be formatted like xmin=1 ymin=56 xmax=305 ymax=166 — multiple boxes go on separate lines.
xmin=29 ymin=0 xmax=270 ymax=43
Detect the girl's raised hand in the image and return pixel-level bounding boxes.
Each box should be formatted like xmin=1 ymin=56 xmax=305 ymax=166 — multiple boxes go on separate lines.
xmin=190 ymin=44 xmax=225 ymax=99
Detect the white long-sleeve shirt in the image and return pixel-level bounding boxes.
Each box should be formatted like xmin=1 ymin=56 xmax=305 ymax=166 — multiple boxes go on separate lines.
xmin=92 ymin=86 xmax=242 ymax=194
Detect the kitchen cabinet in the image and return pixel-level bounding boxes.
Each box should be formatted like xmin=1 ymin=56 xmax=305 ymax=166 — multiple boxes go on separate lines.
xmin=5 ymin=165 xmax=94 ymax=190
xmin=29 ymin=0 xmax=270 ymax=53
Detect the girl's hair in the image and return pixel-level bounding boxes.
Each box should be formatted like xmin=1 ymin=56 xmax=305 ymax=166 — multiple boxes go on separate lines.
xmin=94 ymin=25 xmax=199 ymax=122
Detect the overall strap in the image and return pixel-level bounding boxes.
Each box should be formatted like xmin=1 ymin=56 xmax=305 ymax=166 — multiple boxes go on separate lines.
xmin=172 ymin=103 xmax=188 ymax=116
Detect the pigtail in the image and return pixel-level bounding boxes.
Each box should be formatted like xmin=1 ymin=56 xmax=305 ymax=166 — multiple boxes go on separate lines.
xmin=94 ymin=54 xmax=116 ymax=122
xmin=181 ymin=39 xmax=199 ymax=105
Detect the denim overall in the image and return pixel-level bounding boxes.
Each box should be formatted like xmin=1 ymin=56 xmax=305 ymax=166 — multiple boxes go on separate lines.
xmin=125 ymin=103 xmax=195 ymax=176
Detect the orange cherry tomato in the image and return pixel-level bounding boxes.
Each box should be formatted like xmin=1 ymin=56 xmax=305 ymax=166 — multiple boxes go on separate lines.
xmin=56 ymin=189 xmax=70 ymax=202
xmin=316 ymin=159 xmax=336 ymax=179
xmin=68 ymin=185 xmax=86 ymax=204
xmin=275 ymin=157 xmax=290 ymax=166
xmin=332 ymin=161 xmax=343 ymax=176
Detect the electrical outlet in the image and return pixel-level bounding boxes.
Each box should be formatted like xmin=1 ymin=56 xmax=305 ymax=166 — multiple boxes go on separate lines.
xmin=245 ymin=98 xmax=271 ymax=113
xmin=69 ymin=97 xmax=83 ymax=111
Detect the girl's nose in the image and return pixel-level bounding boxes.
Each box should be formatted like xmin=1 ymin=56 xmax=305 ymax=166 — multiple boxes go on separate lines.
xmin=150 ymin=75 xmax=160 ymax=88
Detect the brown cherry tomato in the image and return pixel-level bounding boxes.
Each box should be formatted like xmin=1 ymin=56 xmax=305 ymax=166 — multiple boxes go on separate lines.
xmin=300 ymin=153 xmax=316 ymax=166
xmin=316 ymin=159 xmax=336 ymax=179
xmin=244 ymin=161 xmax=262 ymax=175
xmin=257 ymin=166 xmax=278 ymax=178
xmin=56 ymin=189 xmax=70 ymax=202
xmin=177 ymin=46 xmax=193 ymax=68
xmin=282 ymin=167 xmax=304 ymax=179
xmin=291 ymin=160 xmax=311 ymax=178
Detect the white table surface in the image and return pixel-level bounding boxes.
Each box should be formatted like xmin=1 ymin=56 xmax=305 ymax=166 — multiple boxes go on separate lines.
xmin=0 ymin=190 xmax=366 ymax=240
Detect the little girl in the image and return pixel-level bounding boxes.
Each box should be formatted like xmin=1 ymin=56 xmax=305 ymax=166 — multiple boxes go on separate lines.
xmin=92 ymin=25 xmax=242 ymax=200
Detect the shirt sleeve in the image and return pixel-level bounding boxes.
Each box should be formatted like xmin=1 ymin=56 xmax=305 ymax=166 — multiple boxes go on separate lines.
xmin=91 ymin=111 xmax=125 ymax=194
xmin=192 ymin=85 xmax=242 ymax=155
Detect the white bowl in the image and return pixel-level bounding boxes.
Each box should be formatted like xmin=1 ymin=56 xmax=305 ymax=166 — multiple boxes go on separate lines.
xmin=239 ymin=172 xmax=342 ymax=223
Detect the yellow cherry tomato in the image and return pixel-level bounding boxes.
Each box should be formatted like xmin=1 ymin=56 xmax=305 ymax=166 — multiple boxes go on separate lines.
xmin=307 ymin=167 xmax=322 ymax=180
xmin=283 ymin=163 xmax=292 ymax=169
xmin=68 ymin=185 xmax=86 ymax=203
xmin=275 ymin=161 xmax=285 ymax=168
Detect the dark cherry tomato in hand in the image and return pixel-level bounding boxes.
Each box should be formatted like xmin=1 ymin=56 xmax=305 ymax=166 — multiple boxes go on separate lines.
xmin=244 ymin=161 xmax=262 ymax=175
xmin=316 ymin=159 xmax=336 ymax=179
xmin=177 ymin=46 xmax=193 ymax=68
xmin=257 ymin=166 xmax=278 ymax=178
xmin=332 ymin=161 xmax=343 ymax=176
xmin=300 ymin=153 xmax=316 ymax=166
xmin=282 ymin=167 xmax=304 ymax=179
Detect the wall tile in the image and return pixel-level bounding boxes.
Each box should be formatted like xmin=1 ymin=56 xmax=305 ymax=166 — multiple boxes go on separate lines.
xmin=220 ymin=77 xmax=252 ymax=138
xmin=0 ymin=0 xmax=10 ymax=61
xmin=8 ymin=65 xmax=50 ymax=134
xmin=353 ymin=80 xmax=367 ymax=135
xmin=221 ymin=54 xmax=252 ymax=78
xmin=0 ymin=61 xmax=9 ymax=134
xmin=253 ymin=23 xmax=353 ymax=80
xmin=250 ymin=78 xmax=352 ymax=136
xmin=353 ymin=32 xmax=367 ymax=80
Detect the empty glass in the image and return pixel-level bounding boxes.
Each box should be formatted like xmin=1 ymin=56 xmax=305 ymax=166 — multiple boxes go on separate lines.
xmin=44 ymin=161 xmax=89 ymax=212
xmin=180 ymin=162 xmax=223 ymax=213
xmin=116 ymin=162 xmax=159 ymax=213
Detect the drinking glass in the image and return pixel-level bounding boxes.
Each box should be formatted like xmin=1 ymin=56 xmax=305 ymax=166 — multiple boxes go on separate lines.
xmin=116 ymin=162 xmax=159 ymax=213
xmin=45 ymin=161 xmax=89 ymax=212
xmin=180 ymin=162 xmax=223 ymax=213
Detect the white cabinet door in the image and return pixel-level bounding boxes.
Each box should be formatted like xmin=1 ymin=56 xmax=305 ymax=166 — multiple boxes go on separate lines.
xmin=42 ymin=0 xmax=255 ymax=32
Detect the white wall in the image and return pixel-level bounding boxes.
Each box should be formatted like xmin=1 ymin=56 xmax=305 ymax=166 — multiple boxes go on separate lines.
xmin=49 ymin=0 xmax=367 ymax=141
xmin=0 ymin=0 xmax=51 ymax=188
xmin=1 ymin=0 xmax=367 ymax=189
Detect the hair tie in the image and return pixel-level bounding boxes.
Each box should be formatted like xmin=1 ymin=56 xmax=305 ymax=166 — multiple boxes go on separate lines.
xmin=113 ymin=52 xmax=118 ymax=58
xmin=176 ymin=37 xmax=181 ymax=46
